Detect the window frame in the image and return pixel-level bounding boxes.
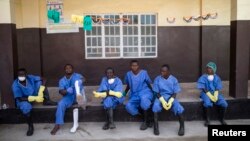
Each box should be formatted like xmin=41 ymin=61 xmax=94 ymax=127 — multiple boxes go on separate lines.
xmin=84 ymin=13 xmax=158 ymax=59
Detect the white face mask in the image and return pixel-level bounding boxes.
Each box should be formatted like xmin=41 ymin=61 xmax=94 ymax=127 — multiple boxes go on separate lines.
xmin=18 ymin=76 xmax=26 ymax=81
xmin=207 ymin=75 xmax=214 ymax=81
xmin=108 ymin=78 xmax=115 ymax=84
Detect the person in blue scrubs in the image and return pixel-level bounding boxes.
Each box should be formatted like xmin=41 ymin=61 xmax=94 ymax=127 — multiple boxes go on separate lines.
xmin=50 ymin=64 xmax=85 ymax=135
xmin=197 ymin=62 xmax=228 ymax=126
xmin=95 ymin=67 xmax=124 ymax=130
xmin=12 ymin=68 xmax=56 ymax=136
xmin=152 ymin=64 xmax=184 ymax=136
xmin=123 ymin=60 xmax=153 ymax=130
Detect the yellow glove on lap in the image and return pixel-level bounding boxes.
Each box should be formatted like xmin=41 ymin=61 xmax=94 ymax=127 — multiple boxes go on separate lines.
xmin=159 ymin=96 xmax=170 ymax=110
xmin=166 ymin=97 xmax=174 ymax=109
xmin=28 ymin=96 xmax=44 ymax=103
xmin=93 ymin=91 xmax=107 ymax=98
xmin=206 ymin=91 xmax=216 ymax=102
xmin=109 ymin=90 xmax=122 ymax=98
xmin=28 ymin=96 xmax=36 ymax=102
xmin=35 ymin=96 xmax=44 ymax=102
xmin=213 ymin=91 xmax=219 ymax=102
xmin=38 ymin=85 xmax=45 ymax=97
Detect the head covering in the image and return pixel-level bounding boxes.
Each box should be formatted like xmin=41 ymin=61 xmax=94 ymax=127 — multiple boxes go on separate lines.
xmin=206 ymin=62 xmax=217 ymax=73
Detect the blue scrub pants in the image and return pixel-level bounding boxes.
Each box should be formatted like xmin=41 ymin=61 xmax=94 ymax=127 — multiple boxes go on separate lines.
xmin=103 ymin=96 xmax=125 ymax=109
xmin=125 ymin=92 xmax=153 ymax=116
xmin=55 ymin=95 xmax=75 ymax=125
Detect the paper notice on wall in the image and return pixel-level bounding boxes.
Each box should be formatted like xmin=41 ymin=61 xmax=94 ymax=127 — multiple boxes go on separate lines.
xmin=47 ymin=0 xmax=64 ymax=23
xmin=46 ymin=23 xmax=79 ymax=34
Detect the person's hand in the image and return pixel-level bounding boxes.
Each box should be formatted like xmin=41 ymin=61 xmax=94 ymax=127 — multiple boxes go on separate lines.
xmin=213 ymin=91 xmax=219 ymax=102
xmin=159 ymin=96 xmax=170 ymax=110
xmin=38 ymin=85 xmax=45 ymax=97
xmin=28 ymin=96 xmax=36 ymax=102
xmin=28 ymin=96 xmax=44 ymax=103
xmin=109 ymin=90 xmax=122 ymax=98
xmin=206 ymin=91 xmax=216 ymax=102
xmin=35 ymin=96 xmax=44 ymax=103
xmin=93 ymin=91 xmax=107 ymax=98
xmin=67 ymin=87 xmax=74 ymax=94
xmin=166 ymin=97 xmax=174 ymax=109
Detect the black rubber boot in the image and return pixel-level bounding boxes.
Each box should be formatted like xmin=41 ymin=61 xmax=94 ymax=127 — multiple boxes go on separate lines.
xmin=153 ymin=112 xmax=159 ymax=135
xmin=147 ymin=109 xmax=153 ymax=128
xmin=204 ymin=108 xmax=211 ymax=127
xmin=219 ymin=107 xmax=227 ymax=125
xmin=43 ymin=88 xmax=57 ymax=106
xmin=102 ymin=110 xmax=109 ymax=130
xmin=109 ymin=109 xmax=116 ymax=129
xmin=140 ymin=110 xmax=148 ymax=130
xmin=178 ymin=114 xmax=185 ymax=136
xmin=26 ymin=114 xmax=34 ymax=136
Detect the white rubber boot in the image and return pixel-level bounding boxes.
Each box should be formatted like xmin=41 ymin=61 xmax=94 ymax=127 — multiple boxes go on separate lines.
xmin=70 ymin=108 xmax=79 ymax=133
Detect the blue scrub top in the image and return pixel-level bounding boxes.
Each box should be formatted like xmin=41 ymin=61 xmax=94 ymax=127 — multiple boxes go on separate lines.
xmin=59 ymin=73 xmax=84 ymax=95
xmin=197 ymin=74 xmax=222 ymax=92
xmin=124 ymin=70 xmax=152 ymax=94
xmin=98 ymin=76 xmax=123 ymax=93
xmin=153 ymin=75 xmax=181 ymax=96
xmin=12 ymin=75 xmax=41 ymax=98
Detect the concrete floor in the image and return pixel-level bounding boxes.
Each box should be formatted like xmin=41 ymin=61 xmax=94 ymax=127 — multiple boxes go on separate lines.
xmin=0 ymin=119 xmax=249 ymax=141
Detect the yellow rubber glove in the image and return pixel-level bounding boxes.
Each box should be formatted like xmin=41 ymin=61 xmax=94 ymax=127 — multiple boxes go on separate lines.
xmin=213 ymin=91 xmax=219 ymax=102
xmin=28 ymin=96 xmax=44 ymax=103
xmin=38 ymin=85 xmax=45 ymax=97
xmin=28 ymin=96 xmax=36 ymax=102
xmin=93 ymin=91 xmax=107 ymax=98
xmin=35 ymin=96 xmax=44 ymax=103
xmin=166 ymin=97 xmax=175 ymax=109
xmin=159 ymin=96 xmax=170 ymax=110
xmin=109 ymin=90 xmax=122 ymax=98
xmin=206 ymin=91 xmax=216 ymax=102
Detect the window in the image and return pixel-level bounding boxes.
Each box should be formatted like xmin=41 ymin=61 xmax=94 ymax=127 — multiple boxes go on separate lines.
xmin=85 ymin=13 xmax=157 ymax=59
